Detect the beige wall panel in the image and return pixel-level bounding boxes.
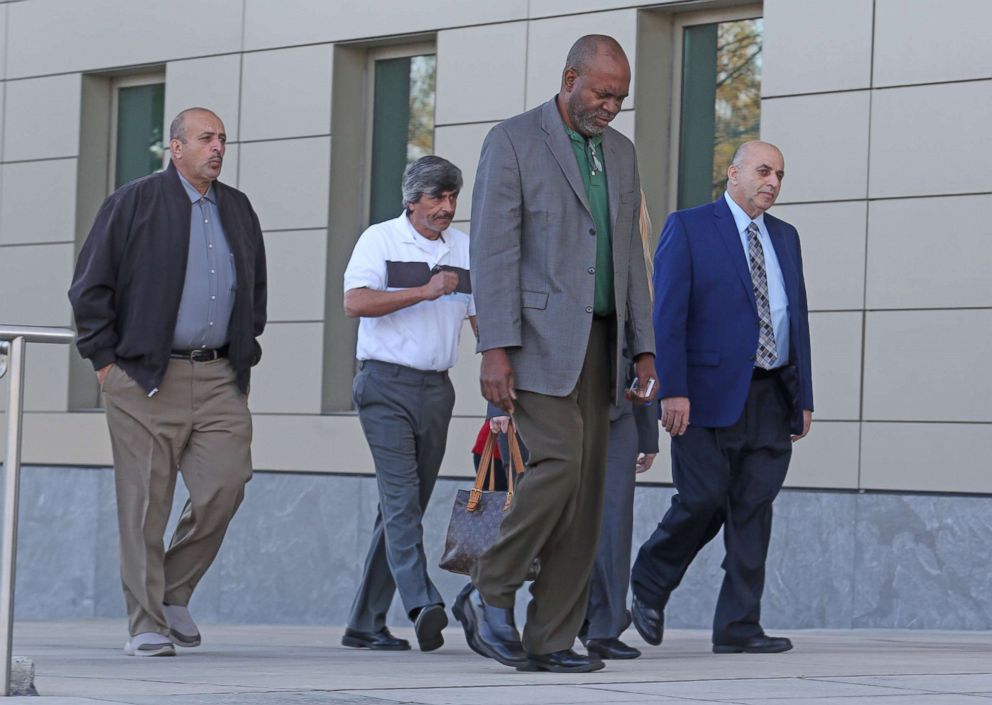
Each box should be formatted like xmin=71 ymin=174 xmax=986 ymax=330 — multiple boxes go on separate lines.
xmin=2 ymin=74 xmax=81 ymax=161
xmin=439 ymin=416 xmax=494 ymax=478
xmin=530 ymin=0 xmax=673 ymax=15
xmin=242 ymin=0 xmax=528 ymax=52
xmin=0 ymin=159 xmax=76 ymax=246
xmin=264 ymin=229 xmax=327 ymax=323
xmin=772 ymin=201 xmax=866 ymax=312
xmin=786 ymin=421 xmax=860 ymax=489
xmin=762 ymin=0 xmax=872 ymax=97
xmin=252 ymin=413 xmax=484 ymax=475
xmin=0 ymin=412 xmax=112 ymax=466
xmin=866 ymin=195 xmax=992 ymax=310
xmin=251 ymin=413 xmax=370 ymax=473
xmin=0 ymin=243 xmax=73 ymax=325
xmin=165 ymin=55 xmax=242 ymax=143
xmin=436 ymin=23 xmax=527 ymax=125
xmin=238 ymin=137 xmax=330 ymax=231
xmin=861 ymin=422 xmax=992 ymax=494
xmin=433 ymin=122 xmax=497 ymax=218
xmin=4 ymin=0 xmax=243 ymax=79
xmin=220 ymin=142 xmax=239 ymax=189
xmin=610 ymin=109 xmax=635 ymax=142
xmin=761 ymin=91 xmax=870 ymax=204
xmin=863 ymin=310 xmax=992 ymax=423
xmin=249 ymin=322 xmax=323 ymax=414
xmin=0 ymin=344 xmax=69 ymax=413
xmin=449 ymin=318 xmax=482 ymax=417
xmin=524 ymin=10 xmax=638 ymax=111
xmin=874 ymin=0 xmax=992 ymax=87
xmin=809 ymin=312 xmax=862 ymax=422
xmin=869 ymin=82 xmax=991 ymax=199
xmin=240 ymin=45 xmax=333 ymax=142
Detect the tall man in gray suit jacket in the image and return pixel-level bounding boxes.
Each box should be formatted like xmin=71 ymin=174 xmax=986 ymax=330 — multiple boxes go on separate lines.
xmin=454 ymin=35 xmax=657 ymax=674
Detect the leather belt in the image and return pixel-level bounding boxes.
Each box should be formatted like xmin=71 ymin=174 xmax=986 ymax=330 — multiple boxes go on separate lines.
xmin=752 ymin=366 xmax=780 ymax=380
xmin=170 ymin=346 xmax=228 ymax=362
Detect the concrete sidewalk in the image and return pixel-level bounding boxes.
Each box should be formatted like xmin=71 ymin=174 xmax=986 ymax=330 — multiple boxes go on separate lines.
xmin=5 ymin=620 xmax=992 ymax=704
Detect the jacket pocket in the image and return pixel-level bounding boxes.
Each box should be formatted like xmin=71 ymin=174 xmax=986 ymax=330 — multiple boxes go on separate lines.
xmin=521 ymin=289 xmax=549 ymax=310
xmin=687 ymin=349 xmax=720 ymax=366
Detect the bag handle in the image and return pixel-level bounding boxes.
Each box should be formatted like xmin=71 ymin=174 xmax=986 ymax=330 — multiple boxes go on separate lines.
xmin=502 ymin=419 xmax=527 ymax=510
xmin=467 ymin=428 xmax=498 ymax=511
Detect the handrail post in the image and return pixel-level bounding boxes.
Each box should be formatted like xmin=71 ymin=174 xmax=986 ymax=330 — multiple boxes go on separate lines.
xmin=0 ymin=336 xmax=26 ymax=696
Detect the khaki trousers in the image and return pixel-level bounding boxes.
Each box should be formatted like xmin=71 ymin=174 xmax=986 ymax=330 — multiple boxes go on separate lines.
xmin=102 ymin=358 xmax=252 ymax=637
xmin=472 ymin=319 xmax=611 ymax=654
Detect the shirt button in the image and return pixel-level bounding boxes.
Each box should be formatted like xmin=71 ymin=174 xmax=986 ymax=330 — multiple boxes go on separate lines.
xmin=588 ymin=267 xmax=595 ymax=274
xmin=210 ymin=269 xmax=215 ymax=274
xmin=208 ymin=244 xmax=213 ymax=249
xmin=589 ymin=228 xmax=596 ymax=236
xmin=211 ymin=295 xmax=216 ymax=300
xmin=209 ymin=322 xmax=214 ymax=326
xmin=204 ymin=219 xmax=209 ymax=224
xmin=586 ymin=306 xmax=593 ymax=313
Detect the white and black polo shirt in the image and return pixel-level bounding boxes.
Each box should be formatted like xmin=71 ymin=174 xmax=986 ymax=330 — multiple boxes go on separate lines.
xmin=343 ymin=211 xmax=475 ymax=372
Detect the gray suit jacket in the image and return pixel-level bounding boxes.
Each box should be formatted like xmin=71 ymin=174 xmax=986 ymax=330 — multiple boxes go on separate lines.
xmin=471 ymin=98 xmax=654 ymax=403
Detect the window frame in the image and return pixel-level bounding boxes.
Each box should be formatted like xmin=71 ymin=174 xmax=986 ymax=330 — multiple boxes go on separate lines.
xmin=362 ymin=42 xmax=436 ymax=223
xmin=107 ymin=72 xmax=167 ymax=194
xmin=666 ymin=4 xmax=763 ymax=209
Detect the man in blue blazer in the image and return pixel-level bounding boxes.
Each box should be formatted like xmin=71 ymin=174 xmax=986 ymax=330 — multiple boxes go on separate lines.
xmin=631 ymin=141 xmax=813 ymax=654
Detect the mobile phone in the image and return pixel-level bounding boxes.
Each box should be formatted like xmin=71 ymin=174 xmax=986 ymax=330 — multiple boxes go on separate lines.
xmin=628 ymin=376 xmax=656 ymax=397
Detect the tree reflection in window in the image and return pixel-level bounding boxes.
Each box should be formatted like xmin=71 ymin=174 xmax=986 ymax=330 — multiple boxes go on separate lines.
xmin=678 ymin=18 xmax=762 ymax=209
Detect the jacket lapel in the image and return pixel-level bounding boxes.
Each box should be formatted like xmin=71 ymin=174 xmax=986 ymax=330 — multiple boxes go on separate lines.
xmin=541 ymin=99 xmax=591 ymax=215
xmin=604 ymin=128 xmax=621 ymax=232
xmin=714 ymin=197 xmax=757 ymax=310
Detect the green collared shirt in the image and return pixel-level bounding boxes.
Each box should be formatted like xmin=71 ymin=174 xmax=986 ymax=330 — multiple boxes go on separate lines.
xmin=565 ymin=125 xmax=614 ymax=316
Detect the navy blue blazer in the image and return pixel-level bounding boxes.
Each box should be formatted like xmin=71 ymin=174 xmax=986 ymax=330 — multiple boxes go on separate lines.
xmin=653 ymin=197 xmax=813 ymax=433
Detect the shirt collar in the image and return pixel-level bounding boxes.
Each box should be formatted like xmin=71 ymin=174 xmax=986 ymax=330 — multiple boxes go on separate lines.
xmin=399 ymin=211 xmax=448 ymax=250
xmin=564 ymin=123 xmax=603 ymax=150
xmin=176 ymin=169 xmax=217 ymax=204
xmin=723 ymin=191 xmax=765 ymax=234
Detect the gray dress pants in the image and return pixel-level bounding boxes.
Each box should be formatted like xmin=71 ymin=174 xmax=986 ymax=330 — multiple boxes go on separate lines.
xmin=347 ymin=360 xmax=454 ymax=632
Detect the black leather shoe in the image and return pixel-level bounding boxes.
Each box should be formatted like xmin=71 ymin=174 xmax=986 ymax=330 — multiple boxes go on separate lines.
xmin=631 ymin=595 xmax=664 ymax=646
xmin=713 ymin=634 xmax=793 ymax=654
xmin=341 ymin=627 xmax=410 ymax=651
xmin=453 ymin=587 xmax=528 ymax=668
xmin=518 ymin=649 xmax=605 ymax=673
xmin=413 ymin=604 xmax=448 ymax=652
xmin=585 ymin=637 xmax=641 ymax=660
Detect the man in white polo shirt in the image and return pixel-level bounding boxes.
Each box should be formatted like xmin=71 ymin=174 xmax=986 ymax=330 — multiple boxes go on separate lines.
xmin=342 ymin=156 xmax=475 ymax=653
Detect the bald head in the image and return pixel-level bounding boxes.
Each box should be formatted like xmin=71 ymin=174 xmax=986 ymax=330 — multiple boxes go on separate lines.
xmin=169 ymin=108 xmax=221 ymax=143
xmin=562 ymin=35 xmax=629 ymax=85
xmin=726 ymin=140 xmax=785 ymax=218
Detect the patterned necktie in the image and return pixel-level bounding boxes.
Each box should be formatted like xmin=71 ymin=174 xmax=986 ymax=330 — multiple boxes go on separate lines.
xmin=747 ymin=222 xmax=777 ymax=369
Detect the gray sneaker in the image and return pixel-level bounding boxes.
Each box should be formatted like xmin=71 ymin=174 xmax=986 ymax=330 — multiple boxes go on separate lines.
xmin=124 ymin=632 xmax=175 ymax=657
xmin=163 ymin=603 xmax=201 ymax=647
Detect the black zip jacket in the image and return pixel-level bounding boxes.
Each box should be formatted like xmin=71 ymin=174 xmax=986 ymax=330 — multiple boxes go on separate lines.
xmin=68 ymin=162 xmax=267 ymax=394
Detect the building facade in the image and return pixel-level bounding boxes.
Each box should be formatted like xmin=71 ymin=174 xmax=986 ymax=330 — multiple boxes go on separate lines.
xmin=0 ymin=0 xmax=990 ymax=629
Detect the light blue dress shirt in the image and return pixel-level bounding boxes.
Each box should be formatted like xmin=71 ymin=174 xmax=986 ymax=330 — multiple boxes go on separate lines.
xmin=723 ymin=192 xmax=790 ymax=368
xmin=172 ymin=172 xmax=237 ymax=350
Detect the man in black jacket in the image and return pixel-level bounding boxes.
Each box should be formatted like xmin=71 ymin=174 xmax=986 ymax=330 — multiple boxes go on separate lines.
xmin=69 ymin=107 xmax=266 ymax=657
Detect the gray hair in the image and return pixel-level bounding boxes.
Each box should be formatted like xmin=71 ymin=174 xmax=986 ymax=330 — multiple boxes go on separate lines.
xmin=169 ymin=107 xmax=217 ymax=143
xmin=402 ymin=156 xmax=463 ymax=209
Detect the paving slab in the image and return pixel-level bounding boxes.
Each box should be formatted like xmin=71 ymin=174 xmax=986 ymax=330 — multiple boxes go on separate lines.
xmin=6 ymin=620 xmax=992 ymax=704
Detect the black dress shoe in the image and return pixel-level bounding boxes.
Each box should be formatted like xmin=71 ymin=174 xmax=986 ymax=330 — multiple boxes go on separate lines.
xmin=631 ymin=595 xmax=664 ymax=646
xmin=341 ymin=627 xmax=410 ymax=651
xmin=585 ymin=637 xmax=641 ymax=660
xmin=452 ymin=583 xmax=487 ymax=658
xmin=413 ymin=604 xmax=448 ymax=652
xmin=518 ymin=649 xmax=605 ymax=673
xmin=453 ymin=586 xmax=528 ymax=668
xmin=713 ymin=634 xmax=793 ymax=654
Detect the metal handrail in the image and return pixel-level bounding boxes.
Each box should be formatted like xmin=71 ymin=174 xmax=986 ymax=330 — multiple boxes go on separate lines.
xmin=0 ymin=324 xmax=75 ymax=696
